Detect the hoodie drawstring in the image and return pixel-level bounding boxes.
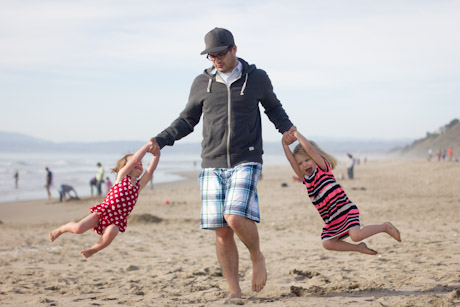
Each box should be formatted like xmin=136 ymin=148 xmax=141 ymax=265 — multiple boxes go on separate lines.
xmin=207 ymin=72 xmax=247 ymax=94
xmin=240 ymin=73 xmax=248 ymax=96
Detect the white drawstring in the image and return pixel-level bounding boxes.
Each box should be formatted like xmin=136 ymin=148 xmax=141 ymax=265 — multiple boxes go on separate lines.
xmin=240 ymin=73 xmax=248 ymax=95
xmin=207 ymin=78 xmax=212 ymax=93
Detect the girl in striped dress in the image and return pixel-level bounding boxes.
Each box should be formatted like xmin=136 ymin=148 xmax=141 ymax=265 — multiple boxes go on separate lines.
xmin=282 ymin=130 xmax=401 ymax=255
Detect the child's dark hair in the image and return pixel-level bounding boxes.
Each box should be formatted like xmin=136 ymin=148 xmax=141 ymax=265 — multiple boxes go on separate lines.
xmin=111 ymin=154 xmax=133 ymax=173
xmin=293 ymin=141 xmax=338 ymax=169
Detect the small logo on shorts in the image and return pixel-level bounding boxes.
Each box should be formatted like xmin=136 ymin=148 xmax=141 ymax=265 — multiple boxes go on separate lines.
xmin=249 ymin=146 xmax=254 ymax=151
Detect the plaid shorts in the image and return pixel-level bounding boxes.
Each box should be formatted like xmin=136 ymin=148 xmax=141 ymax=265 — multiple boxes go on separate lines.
xmin=199 ymin=162 xmax=262 ymax=229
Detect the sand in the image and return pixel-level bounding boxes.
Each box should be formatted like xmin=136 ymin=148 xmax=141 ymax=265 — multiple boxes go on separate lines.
xmin=1 ymin=160 xmax=459 ymax=306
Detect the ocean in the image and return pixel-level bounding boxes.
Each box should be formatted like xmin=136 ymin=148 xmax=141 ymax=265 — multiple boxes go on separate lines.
xmin=0 ymin=152 xmax=203 ymax=203
xmin=0 ymin=151 xmax=288 ymax=203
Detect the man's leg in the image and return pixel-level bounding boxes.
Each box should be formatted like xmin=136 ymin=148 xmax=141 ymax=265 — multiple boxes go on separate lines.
xmin=97 ymin=182 xmax=102 ymax=196
xmin=215 ymin=226 xmax=241 ymax=299
xmin=224 ymin=214 xmax=267 ymax=292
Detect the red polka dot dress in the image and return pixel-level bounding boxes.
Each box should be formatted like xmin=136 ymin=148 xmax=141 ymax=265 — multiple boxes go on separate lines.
xmin=90 ymin=175 xmax=140 ymax=235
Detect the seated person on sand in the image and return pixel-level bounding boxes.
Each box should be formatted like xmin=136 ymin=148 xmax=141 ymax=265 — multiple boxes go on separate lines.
xmin=59 ymin=184 xmax=80 ymax=202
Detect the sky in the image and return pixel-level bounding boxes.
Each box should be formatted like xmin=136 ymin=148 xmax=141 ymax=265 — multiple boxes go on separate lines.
xmin=1 ymin=0 xmax=459 ymax=144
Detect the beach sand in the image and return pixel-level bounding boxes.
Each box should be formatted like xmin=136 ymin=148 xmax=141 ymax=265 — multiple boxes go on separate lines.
xmin=1 ymin=160 xmax=459 ymax=306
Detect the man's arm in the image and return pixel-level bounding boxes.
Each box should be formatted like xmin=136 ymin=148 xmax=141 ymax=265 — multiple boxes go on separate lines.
xmin=153 ymin=77 xmax=204 ymax=149
xmin=258 ymin=70 xmax=294 ymax=134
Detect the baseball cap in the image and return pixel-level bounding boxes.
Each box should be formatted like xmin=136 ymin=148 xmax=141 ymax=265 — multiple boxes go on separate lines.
xmin=200 ymin=27 xmax=235 ymax=55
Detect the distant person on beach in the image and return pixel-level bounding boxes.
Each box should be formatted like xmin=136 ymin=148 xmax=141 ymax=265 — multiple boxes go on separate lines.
xmin=45 ymin=167 xmax=53 ymax=200
xmin=105 ymin=176 xmax=113 ymax=193
xmin=447 ymin=147 xmax=453 ymax=162
xmin=427 ymin=148 xmax=433 ymax=162
xmin=96 ymin=162 xmax=105 ymax=196
xmin=346 ymin=153 xmax=355 ymax=179
xmin=148 ymin=27 xmax=295 ymax=300
xmin=49 ymin=142 xmax=160 ymax=258
xmin=14 ymin=170 xmax=19 ymax=189
xmin=90 ymin=177 xmax=97 ymax=196
xmin=282 ymin=130 xmax=401 ymax=255
xmin=59 ymin=184 xmax=80 ymax=202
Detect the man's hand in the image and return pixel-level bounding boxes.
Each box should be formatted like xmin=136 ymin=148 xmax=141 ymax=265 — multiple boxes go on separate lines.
xmin=282 ymin=126 xmax=297 ymax=145
xmin=148 ymin=137 xmax=160 ymax=155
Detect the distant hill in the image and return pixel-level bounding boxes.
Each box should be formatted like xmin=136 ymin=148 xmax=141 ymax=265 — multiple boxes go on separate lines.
xmin=0 ymin=131 xmax=52 ymax=146
xmin=0 ymin=131 xmax=411 ymax=157
xmin=394 ymin=119 xmax=460 ymax=158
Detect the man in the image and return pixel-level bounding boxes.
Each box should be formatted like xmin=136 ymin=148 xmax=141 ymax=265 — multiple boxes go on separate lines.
xmin=14 ymin=170 xmax=19 ymax=189
xmin=95 ymin=162 xmax=105 ymax=196
xmin=45 ymin=167 xmax=53 ymax=200
xmin=346 ymin=153 xmax=355 ymax=180
xmin=149 ymin=27 xmax=296 ymax=300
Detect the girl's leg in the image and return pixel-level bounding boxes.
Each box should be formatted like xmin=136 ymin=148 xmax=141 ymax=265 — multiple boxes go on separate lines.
xmin=49 ymin=213 xmax=100 ymax=242
xmin=348 ymin=222 xmax=401 ymax=243
xmin=322 ymin=238 xmax=377 ymax=255
xmin=80 ymin=224 xmax=119 ymax=258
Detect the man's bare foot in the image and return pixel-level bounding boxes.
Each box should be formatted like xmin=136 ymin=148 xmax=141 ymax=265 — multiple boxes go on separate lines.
xmin=226 ymin=292 xmax=242 ymax=300
xmin=358 ymin=242 xmax=378 ymax=255
xmin=251 ymin=253 xmax=267 ymax=292
xmin=49 ymin=229 xmax=62 ymax=242
xmin=384 ymin=222 xmax=401 ymax=242
xmin=224 ymin=297 xmax=245 ymax=305
xmin=224 ymin=292 xmax=244 ymax=305
xmin=80 ymin=249 xmax=97 ymax=258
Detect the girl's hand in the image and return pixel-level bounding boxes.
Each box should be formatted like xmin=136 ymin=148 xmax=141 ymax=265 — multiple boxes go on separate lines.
xmin=148 ymin=138 xmax=160 ymax=154
xmin=150 ymin=146 xmax=160 ymax=156
xmin=282 ymin=126 xmax=297 ymax=145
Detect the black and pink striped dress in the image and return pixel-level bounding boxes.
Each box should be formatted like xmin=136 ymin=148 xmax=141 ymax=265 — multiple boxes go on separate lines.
xmin=303 ymin=159 xmax=360 ymax=241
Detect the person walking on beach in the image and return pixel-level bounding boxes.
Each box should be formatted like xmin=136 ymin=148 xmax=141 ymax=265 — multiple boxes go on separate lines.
xmin=282 ymin=130 xmax=401 ymax=255
xmin=49 ymin=142 xmax=160 ymax=258
xmin=45 ymin=167 xmax=53 ymax=200
xmin=14 ymin=170 xmax=19 ymax=189
xmin=447 ymin=147 xmax=453 ymax=162
xmin=346 ymin=153 xmax=355 ymax=180
xmin=148 ymin=27 xmax=296 ymax=300
xmin=96 ymin=162 xmax=105 ymax=196
xmin=105 ymin=176 xmax=113 ymax=193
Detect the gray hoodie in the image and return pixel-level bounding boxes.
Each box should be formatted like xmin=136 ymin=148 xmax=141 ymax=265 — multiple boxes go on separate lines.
xmin=155 ymin=58 xmax=293 ymax=168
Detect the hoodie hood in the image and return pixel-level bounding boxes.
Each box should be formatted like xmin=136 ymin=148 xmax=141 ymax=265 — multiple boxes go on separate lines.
xmin=204 ymin=58 xmax=255 ymax=95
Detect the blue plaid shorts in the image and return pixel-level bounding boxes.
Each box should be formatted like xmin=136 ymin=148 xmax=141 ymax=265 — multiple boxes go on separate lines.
xmin=199 ymin=162 xmax=262 ymax=229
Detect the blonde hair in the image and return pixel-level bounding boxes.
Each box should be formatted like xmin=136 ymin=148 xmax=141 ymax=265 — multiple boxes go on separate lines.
xmin=293 ymin=141 xmax=338 ymax=170
xmin=111 ymin=154 xmax=133 ymax=173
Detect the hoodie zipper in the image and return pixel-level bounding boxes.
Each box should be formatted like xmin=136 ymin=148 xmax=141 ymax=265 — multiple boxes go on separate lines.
xmin=226 ymin=84 xmax=232 ymax=167
xmin=214 ymin=72 xmax=247 ymax=168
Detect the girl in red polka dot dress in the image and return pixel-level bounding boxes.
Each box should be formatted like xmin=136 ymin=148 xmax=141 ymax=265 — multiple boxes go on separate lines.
xmin=49 ymin=141 xmax=160 ymax=258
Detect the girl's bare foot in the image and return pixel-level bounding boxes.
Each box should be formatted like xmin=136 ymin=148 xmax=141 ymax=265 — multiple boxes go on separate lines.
xmin=384 ymin=222 xmax=401 ymax=242
xmin=49 ymin=229 xmax=62 ymax=242
xmin=358 ymin=242 xmax=378 ymax=255
xmin=80 ymin=249 xmax=97 ymax=259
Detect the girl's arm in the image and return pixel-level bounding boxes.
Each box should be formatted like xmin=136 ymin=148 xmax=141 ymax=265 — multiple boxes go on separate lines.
xmin=282 ymin=137 xmax=304 ymax=178
xmin=294 ymin=131 xmax=326 ymax=170
xmin=116 ymin=143 xmax=151 ymax=183
xmin=138 ymin=152 xmax=160 ymax=190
